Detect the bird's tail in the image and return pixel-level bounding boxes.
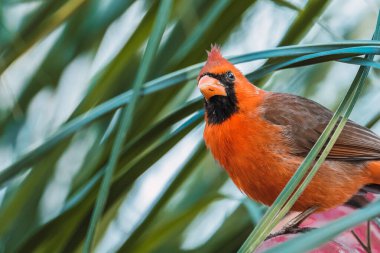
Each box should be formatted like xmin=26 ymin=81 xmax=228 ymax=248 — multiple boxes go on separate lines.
xmin=367 ymin=161 xmax=380 ymax=184
xmin=345 ymin=162 xmax=380 ymax=209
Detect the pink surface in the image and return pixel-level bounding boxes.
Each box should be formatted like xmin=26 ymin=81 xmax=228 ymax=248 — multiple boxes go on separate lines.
xmin=257 ymin=194 xmax=380 ymax=252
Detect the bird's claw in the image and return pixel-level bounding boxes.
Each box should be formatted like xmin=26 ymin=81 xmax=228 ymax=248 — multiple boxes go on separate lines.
xmin=265 ymin=226 xmax=316 ymax=240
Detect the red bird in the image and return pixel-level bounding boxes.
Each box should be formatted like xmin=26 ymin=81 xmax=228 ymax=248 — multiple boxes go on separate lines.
xmin=198 ymin=46 xmax=380 ymax=234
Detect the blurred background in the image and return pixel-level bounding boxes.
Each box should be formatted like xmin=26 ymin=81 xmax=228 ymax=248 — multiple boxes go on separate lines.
xmin=1 ymin=0 xmax=380 ymax=252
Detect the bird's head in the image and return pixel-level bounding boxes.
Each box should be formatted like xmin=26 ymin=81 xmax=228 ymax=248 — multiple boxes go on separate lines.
xmin=197 ymin=45 xmax=258 ymax=125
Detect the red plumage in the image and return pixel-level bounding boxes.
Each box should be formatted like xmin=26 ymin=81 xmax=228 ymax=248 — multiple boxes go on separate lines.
xmin=198 ymin=46 xmax=380 ymax=212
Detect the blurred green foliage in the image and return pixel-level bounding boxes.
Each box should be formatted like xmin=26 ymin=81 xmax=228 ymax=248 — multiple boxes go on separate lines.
xmin=0 ymin=0 xmax=380 ymax=252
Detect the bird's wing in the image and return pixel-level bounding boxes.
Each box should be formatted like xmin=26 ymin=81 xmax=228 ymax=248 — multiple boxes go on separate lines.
xmin=261 ymin=93 xmax=380 ymax=161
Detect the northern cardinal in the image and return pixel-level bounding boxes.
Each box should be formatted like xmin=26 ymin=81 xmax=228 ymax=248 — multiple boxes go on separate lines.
xmin=197 ymin=46 xmax=380 ymax=226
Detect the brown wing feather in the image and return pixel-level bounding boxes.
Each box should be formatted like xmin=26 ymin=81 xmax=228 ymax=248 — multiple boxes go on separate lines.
xmin=262 ymin=93 xmax=380 ymax=161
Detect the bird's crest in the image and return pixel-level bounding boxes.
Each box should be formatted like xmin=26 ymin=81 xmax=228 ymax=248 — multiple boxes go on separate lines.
xmin=206 ymin=44 xmax=223 ymax=62
xmin=198 ymin=44 xmax=234 ymax=79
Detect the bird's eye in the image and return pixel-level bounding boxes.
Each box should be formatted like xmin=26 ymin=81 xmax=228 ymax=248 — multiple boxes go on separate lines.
xmin=226 ymin=71 xmax=235 ymax=81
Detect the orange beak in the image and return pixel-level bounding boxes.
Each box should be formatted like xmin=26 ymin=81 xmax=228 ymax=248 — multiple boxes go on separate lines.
xmin=198 ymin=75 xmax=227 ymax=100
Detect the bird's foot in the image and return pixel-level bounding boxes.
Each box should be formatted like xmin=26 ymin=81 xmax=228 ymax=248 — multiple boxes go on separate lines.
xmin=265 ymin=206 xmax=318 ymax=240
xmin=266 ymin=226 xmax=316 ymax=240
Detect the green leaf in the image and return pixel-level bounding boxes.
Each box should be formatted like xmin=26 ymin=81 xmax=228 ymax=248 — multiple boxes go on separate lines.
xmin=15 ymin=110 xmax=203 ymax=252
xmin=117 ymin=142 xmax=207 ymax=251
xmin=248 ymin=46 xmax=380 ymax=81
xmin=0 ymin=0 xmax=89 ymax=74
xmin=168 ymin=0 xmax=231 ymax=65
xmin=131 ymin=193 xmax=223 ymax=253
xmin=277 ymin=0 xmax=330 ymax=46
xmin=0 ymin=0 xmax=136 ymax=134
xmin=83 ymin=0 xmax=172 ymax=251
